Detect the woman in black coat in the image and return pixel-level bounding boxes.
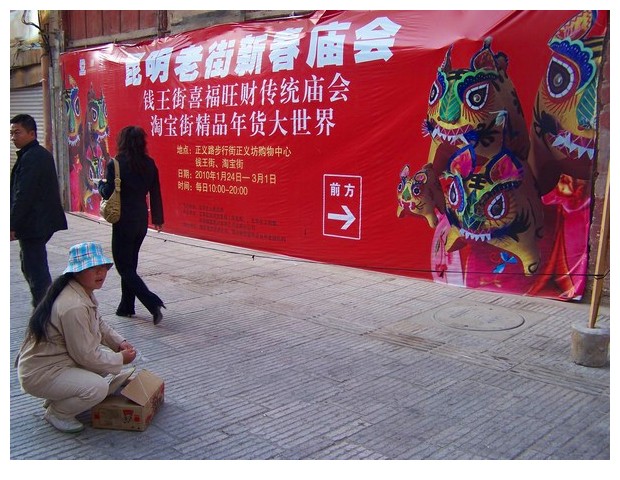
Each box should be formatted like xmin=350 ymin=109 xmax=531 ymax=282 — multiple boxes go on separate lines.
xmin=99 ymin=126 xmax=165 ymax=325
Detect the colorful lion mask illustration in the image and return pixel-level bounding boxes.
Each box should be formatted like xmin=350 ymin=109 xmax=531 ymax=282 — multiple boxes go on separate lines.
xmin=399 ymin=38 xmax=544 ymax=276
xmin=397 ymin=163 xmax=445 ymax=228
xmin=529 ymin=10 xmax=604 ymax=195
xmin=440 ymin=144 xmax=544 ymax=275
xmin=423 ymin=37 xmax=530 ymax=174
xmin=525 ymin=10 xmax=606 ymax=299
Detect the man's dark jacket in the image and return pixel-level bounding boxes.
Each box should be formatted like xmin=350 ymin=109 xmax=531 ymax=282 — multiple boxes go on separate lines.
xmin=10 ymin=140 xmax=68 ymax=239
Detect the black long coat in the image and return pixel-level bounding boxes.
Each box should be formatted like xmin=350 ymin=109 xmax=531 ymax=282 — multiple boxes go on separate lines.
xmin=99 ymin=153 xmax=164 ymax=227
xmin=10 ymin=140 xmax=68 ymax=239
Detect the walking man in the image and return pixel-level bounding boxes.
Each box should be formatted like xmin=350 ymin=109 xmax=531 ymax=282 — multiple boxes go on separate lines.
xmin=10 ymin=114 xmax=68 ymax=307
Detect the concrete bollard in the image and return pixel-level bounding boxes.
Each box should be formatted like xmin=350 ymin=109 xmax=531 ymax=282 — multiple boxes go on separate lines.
xmin=570 ymin=323 xmax=610 ymax=367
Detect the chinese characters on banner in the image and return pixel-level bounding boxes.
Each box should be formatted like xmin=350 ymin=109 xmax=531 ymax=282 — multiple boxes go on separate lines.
xmin=61 ymin=10 xmax=608 ymax=301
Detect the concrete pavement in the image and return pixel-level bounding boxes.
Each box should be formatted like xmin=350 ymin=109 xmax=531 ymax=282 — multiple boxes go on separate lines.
xmin=9 ymin=213 xmax=611 ymax=463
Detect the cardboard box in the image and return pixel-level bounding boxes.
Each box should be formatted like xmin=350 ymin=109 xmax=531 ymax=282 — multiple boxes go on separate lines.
xmin=91 ymin=369 xmax=164 ymax=431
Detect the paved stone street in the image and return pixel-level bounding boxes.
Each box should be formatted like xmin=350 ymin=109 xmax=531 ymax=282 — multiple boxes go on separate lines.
xmin=8 ymin=214 xmax=611 ymax=469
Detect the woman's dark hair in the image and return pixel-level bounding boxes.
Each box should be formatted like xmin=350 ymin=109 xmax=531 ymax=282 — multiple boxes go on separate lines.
xmin=116 ymin=125 xmax=148 ymax=174
xmin=26 ymin=273 xmax=73 ymax=344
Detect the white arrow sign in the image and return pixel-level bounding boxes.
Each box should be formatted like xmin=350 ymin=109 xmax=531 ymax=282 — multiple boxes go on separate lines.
xmin=328 ymin=205 xmax=356 ymax=230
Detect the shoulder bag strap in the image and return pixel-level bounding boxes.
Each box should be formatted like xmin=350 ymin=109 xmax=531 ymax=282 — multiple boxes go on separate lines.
xmin=113 ymin=158 xmax=121 ymax=192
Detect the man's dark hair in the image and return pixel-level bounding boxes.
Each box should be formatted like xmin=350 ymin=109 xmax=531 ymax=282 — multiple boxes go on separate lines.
xmin=10 ymin=114 xmax=37 ymax=135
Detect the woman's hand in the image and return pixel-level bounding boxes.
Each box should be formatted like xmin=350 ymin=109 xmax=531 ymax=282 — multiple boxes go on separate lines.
xmin=121 ymin=347 xmax=137 ymax=364
xmin=119 ymin=340 xmax=137 ymax=363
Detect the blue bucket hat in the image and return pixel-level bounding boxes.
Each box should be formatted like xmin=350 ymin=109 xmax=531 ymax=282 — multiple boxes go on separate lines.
xmin=63 ymin=242 xmax=114 ymax=274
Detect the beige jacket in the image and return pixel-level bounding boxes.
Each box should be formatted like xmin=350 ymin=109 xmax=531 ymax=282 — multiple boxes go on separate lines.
xmin=17 ymin=279 xmax=125 ymax=392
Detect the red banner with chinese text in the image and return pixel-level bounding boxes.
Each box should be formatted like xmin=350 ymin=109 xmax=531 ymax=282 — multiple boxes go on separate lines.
xmin=60 ymin=10 xmax=608 ymax=300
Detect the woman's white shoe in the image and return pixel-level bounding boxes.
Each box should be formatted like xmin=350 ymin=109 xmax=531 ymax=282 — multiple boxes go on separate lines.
xmin=44 ymin=410 xmax=84 ymax=433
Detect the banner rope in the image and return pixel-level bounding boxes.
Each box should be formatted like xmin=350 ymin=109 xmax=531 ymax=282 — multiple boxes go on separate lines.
xmin=83 ymin=215 xmax=609 ymax=280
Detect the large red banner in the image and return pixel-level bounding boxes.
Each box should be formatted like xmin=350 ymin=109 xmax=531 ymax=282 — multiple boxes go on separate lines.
xmin=60 ymin=10 xmax=609 ymax=301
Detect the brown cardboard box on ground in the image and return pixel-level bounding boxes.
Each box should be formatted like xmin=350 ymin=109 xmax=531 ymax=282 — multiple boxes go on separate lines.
xmin=91 ymin=369 xmax=164 ymax=431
